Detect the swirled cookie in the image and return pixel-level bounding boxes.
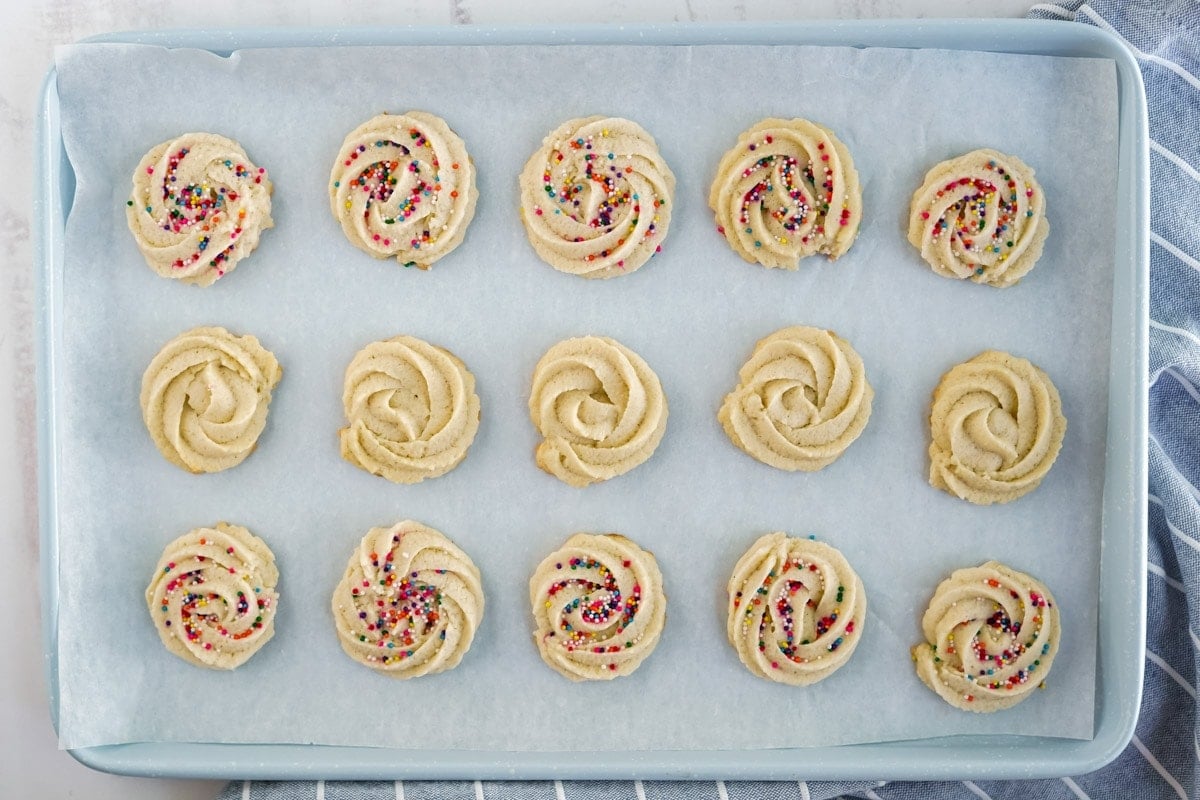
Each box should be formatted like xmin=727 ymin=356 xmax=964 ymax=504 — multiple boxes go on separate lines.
xmin=518 ymin=116 xmax=675 ymax=278
xmin=529 ymin=336 xmax=668 ymax=487
xmin=145 ymin=522 xmax=279 ymax=669
xmin=332 ymin=521 xmax=484 ymax=678
xmin=126 ymin=133 xmax=273 ymax=286
xmin=928 ymin=350 xmax=1066 ymax=505
xmin=529 ymin=532 xmax=666 ymax=681
xmin=330 ymin=111 xmax=478 ymax=269
xmin=141 ymin=326 xmax=282 ymax=473
xmin=339 ymin=336 xmax=481 ymax=484
xmin=709 ymin=118 xmax=862 ymax=269
xmin=912 ymin=561 xmax=1060 ymax=712
xmin=907 ymin=149 xmax=1048 ymax=287
xmin=727 ymin=533 xmax=866 ymax=685
xmin=719 ymin=326 xmax=873 ymax=472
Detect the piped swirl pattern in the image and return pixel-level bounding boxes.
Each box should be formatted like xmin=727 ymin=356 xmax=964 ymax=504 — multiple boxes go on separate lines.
xmin=330 ymin=111 xmax=478 ymax=269
xmin=912 ymin=561 xmax=1060 ymax=712
xmin=145 ymin=522 xmax=279 ymax=669
xmin=529 ymin=533 xmax=666 ymax=681
xmin=126 ymin=132 xmax=273 ymax=286
xmin=719 ymin=326 xmax=873 ymax=472
xmin=709 ymin=118 xmax=862 ymax=269
xmin=907 ymin=148 xmax=1048 ymax=287
xmin=339 ymin=336 xmax=481 ymax=484
xmin=727 ymin=533 xmax=866 ymax=685
xmin=332 ymin=521 xmax=485 ymax=678
xmin=140 ymin=326 xmax=282 ymax=474
xmin=529 ymin=336 xmax=668 ymax=487
xmin=928 ymin=350 xmax=1066 ymax=505
xmin=519 ymin=116 xmax=675 ymax=279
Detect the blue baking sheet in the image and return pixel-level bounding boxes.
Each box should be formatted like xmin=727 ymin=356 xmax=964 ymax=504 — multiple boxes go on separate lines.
xmin=35 ymin=19 xmax=1148 ymax=780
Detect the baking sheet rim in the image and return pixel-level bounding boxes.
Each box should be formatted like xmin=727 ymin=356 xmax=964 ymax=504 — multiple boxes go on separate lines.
xmin=34 ymin=19 xmax=1148 ymax=781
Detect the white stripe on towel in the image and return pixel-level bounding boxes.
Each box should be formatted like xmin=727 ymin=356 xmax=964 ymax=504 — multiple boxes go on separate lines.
xmin=1150 ymin=319 xmax=1200 ymax=349
xmin=635 ymin=779 xmax=648 ymax=800
xmin=716 ymin=780 xmax=729 ymax=800
xmin=554 ymin=779 xmax=566 ymax=800
xmin=1149 ymin=491 xmax=1200 ymax=554
xmin=1061 ymin=776 xmax=1092 ymax=799
xmin=1149 ymin=560 xmax=1187 ymax=592
xmin=1079 ymin=4 xmax=1200 ymax=91
xmin=1030 ymin=3 xmax=1073 ymax=18
xmin=1147 ymin=648 xmax=1197 ymax=698
xmin=1166 ymin=367 xmax=1200 ymax=403
xmin=963 ymin=780 xmax=994 ymax=800
xmin=1132 ymin=734 xmax=1189 ymax=799
xmin=1151 ymin=139 xmax=1200 ymax=183
xmin=1153 ymin=233 xmax=1200 ymax=274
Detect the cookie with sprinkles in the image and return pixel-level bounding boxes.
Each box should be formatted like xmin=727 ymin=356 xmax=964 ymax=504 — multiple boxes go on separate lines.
xmin=928 ymin=350 xmax=1066 ymax=505
xmin=145 ymin=522 xmax=279 ymax=670
xmin=726 ymin=533 xmax=866 ymax=686
xmin=912 ymin=561 xmax=1060 ymax=712
xmin=329 ymin=111 xmax=478 ymax=269
xmin=332 ymin=521 xmax=485 ymax=678
xmin=529 ymin=532 xmax=666 ymax=681
xmin=141 ymin=326 xmax=282 ymax=474
xmin=907 ymin=148 xmax=1049 ymax=287
xmin=126 ymin=132 xmax=272 ymax=287
xmin=518 ymin=116 xmax=676 ymax=279
xmin=709 ymin=118 xmax=862 ymax=269
xmin=719 ymin=326 xmax=873 ymax=472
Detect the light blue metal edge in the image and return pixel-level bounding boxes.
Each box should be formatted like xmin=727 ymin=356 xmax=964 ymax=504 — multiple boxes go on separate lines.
xmin=35 ymin=60 xmax=66 ymax=740
xmin=37 ymin=18 xmax=1149 ymax=782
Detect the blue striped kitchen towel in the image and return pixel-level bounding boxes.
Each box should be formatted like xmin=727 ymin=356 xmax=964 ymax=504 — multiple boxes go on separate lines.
xmin=220 ymin=2 xmax=1199 ymax=798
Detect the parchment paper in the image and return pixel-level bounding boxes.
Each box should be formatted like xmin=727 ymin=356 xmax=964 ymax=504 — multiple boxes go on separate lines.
xmin=52 ymin=41 xmax=1117 ymax=750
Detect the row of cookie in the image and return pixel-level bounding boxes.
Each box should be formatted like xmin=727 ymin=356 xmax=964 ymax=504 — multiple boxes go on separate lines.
xmin=125 ymin=114 xmax=1048 ymax=288
xmin=147 ymin=519 xmax=1060 ymax=714
xmin=142 ymin=325 xmax=1066 ymax=506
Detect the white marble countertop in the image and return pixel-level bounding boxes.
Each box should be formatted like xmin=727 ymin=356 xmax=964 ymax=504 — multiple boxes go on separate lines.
xmin=0 ymin=1 xmax=1032 ymax=797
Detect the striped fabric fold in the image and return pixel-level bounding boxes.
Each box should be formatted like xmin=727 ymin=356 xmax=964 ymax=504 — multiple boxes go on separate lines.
xmin=221 ymin=3 xmax=1199 ymax=798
